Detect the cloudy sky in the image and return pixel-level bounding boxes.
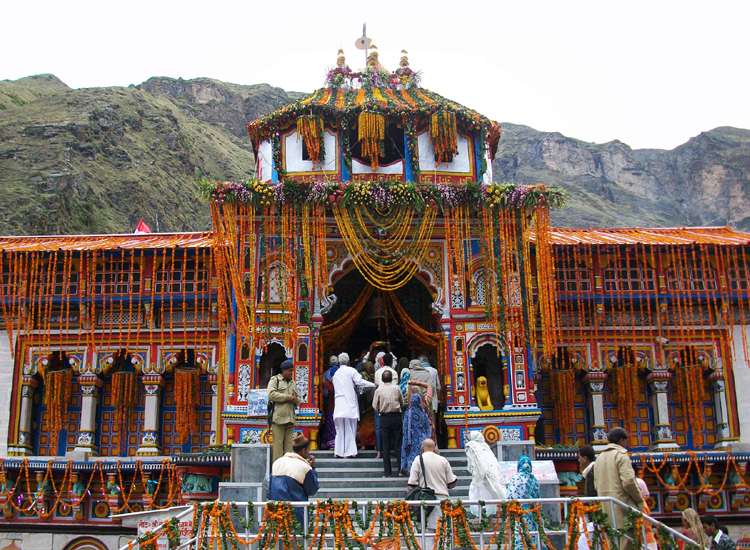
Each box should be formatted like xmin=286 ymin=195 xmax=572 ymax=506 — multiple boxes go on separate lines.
xmin=2 ymin=0 xmax=747 ymax=150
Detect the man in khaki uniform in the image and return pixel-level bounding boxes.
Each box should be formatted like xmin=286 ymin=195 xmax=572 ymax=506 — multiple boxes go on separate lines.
xmin=267 ymin=360 xmax=301 ymax=463
xmin=594 ymin=427 xmax=645 ymax=550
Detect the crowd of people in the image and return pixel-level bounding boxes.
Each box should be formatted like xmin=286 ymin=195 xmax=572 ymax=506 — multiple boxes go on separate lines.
xmin=265 ymin=357 xmax=737 ymax=548
xmin=577 ymin=427 xmax=737 ymax=550
xmin=318 ymin=344 xmax=442 ymax=477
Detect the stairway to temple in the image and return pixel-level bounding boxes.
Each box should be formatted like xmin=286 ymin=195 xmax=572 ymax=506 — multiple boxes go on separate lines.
xmin=312 ymin=449 xmax=471 ymax=501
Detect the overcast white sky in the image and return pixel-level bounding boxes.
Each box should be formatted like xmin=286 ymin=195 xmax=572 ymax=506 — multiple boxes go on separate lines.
xmin=2 ymin=0 xmax=748 ymax=150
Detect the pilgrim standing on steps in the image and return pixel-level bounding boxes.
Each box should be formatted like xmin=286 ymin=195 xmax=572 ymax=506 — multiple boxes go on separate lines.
xmin=464 ymin=430 xmax=506 ymax=517
xmin=332 ymin=352 xmax=375 ymax=458
xmin=267 ymin=359 xmax=300 ymax=464
xmin=320 ymin=355 xmax=340 ymax=450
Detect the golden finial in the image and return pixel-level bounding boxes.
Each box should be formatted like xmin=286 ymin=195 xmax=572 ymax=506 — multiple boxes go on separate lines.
xmin=400 ymin=48 xmax=410 ymax=69
xmin=337 ymin=46 xmax=346 ymax=68
xmin=367 ymin=44 xmax=379 ymax=69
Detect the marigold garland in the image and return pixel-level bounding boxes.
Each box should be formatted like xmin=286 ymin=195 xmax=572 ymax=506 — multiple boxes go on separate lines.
xmin=111 ymin=371 xmax=138 ymax=436
xmin=612 ymin=363 xmax=639 ymax=425
xmin=675 ymin=364 xmax=706 ymax=447
xmin=43 ymin=368 xmax=73 ymax=454
xmin=430 ymin=110 xmax=458 ymax=166
xmin=358 ymin=112 xmax=385 ymax=171
xmin=550 ymin=369 xmax=576 ymax=442
xmin=174 ymin=368 xmax=201 ymax=444
xmin=296 ymin=115 xmax=326 ymax=169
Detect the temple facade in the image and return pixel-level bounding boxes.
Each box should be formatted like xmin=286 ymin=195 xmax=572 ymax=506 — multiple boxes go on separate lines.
xmin=0 ymin=48 xmax=747 ymax=547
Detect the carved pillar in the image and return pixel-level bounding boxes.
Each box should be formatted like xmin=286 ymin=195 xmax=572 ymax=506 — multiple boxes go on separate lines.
xmin=709 ymin=370 xmax=734 ymax=448
xmin=583 ymin=371 xmax=608 ymax=446
xmin=209 ymin=373 xmax=218 ymax=446
xmin=136 ymin=374 xmax=164 ymax=456
xmin=11 ymin=375 xmax=39 ymax=456
xmin=646 ymin=371 xmax=680 ymax=451
xmin=71 ymin=374 xmax=103 ymax=456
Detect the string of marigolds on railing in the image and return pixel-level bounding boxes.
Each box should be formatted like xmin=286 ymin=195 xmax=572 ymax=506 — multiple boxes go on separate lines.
xmin=0 ymin=459 xmax=183 ymax=519
xmin=180 ymin=498 xmax=689 ymax=550
xmin=633 ymin=450 xmax=750 ymax=496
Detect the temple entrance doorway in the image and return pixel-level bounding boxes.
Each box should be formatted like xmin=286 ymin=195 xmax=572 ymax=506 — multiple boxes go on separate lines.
xmin=257 ymin=342 xmax=287 ymax=388
xmin=323 ymin=269 xmax=438 ymax=362
xmin=469 ymin=344 xmax=506 ymax=411
xmin=318 ymin=268 xmax=442 ymax=451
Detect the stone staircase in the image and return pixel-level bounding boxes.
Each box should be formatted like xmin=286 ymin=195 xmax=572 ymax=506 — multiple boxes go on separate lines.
xmin=312 ymin=449 xmax=471 ymax=501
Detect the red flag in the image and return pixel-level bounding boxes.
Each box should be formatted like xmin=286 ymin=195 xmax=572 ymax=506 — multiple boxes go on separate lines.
xmin=134 ymin=219 xmax=151 ymax=234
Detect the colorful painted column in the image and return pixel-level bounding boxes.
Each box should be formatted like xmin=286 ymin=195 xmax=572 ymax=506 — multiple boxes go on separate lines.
xmin=583 ymin=371 xmax=608 ymax=447
xmin=136 ymin=374 xmax=165 ymax=456
xmin=71 ymin=374 xmax=103 ymax=456
xmin=11 ymin=374 xmax=39 ymax=456
xmin=646 ymin=370 xmax=680 ymax=451
xmin=709 ymin=369 xmax=734 ymax=449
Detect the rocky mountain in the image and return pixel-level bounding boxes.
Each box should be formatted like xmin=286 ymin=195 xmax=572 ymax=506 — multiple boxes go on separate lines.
xmin=0 ymin=74 xmax=748 ymax=235
xmin=495 ymin=123 xmax=750 ymax=230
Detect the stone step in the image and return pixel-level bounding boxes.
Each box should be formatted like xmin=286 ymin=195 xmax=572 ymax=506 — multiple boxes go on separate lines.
xmin=315 ymin=486 xmax=470 ymax=500
xmin=316 ymin=476 xmax=473 ymax=489
xmin=313 ymin=458 xmax=468 ymax=469
xmin=313 ymin=449 xmax=467 ymax=459
xmin=315 ymin=467 xmax=470 ymax=479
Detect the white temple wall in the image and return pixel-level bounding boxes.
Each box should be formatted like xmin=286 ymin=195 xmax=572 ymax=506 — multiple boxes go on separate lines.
xmin=0 ymin=331 xmax=14 ymax=456
xmin=731 ymin=325 xmax=750 ymax=443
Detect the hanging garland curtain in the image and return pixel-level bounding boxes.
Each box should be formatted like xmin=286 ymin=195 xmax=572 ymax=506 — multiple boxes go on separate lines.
xmin=612 ymin=364 xmax=639 ymax=423
xmin=675 ymin=364 xmax=706 ymax=446
xmin=174 ymin=368 xmax=201 ymax=444
xmin=384 ymin=291 xmax=446 ymax=372
xmin=430 ymin=110 xmax=458 ymax=166
xmin=534 ymin=201 xmax=559 ymax=359
xmin=296 ymin=115 xmax=326 ymax=169
xmin=358 ymin=111 xmax=385 ymax=171
xmin=332 ymin=203 xmax=437 ymax=291
xmin=550 ymin=369 xmax=575 ymax=442
xmin=111 ymin=371 xmax=138 ymax=435
xmin=43 ymin=368 xmax=72 ymax=453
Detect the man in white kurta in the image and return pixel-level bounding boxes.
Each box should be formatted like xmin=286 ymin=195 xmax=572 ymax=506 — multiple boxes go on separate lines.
xmin=332 ymin=353 xmax=375 ymax=458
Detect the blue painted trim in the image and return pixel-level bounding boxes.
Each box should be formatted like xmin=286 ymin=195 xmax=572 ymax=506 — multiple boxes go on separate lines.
xmin=340 ymin=131 xmax=350 ymax=182
xmin=474 ymin=134 xmax=483 ymax=181
xmin=404 ymin=131 xmax=414 ymax=182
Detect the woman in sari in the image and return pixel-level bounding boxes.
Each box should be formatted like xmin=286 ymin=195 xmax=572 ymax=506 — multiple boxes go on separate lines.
xmin=465 ymin=431 xmax=506 ymax=516
xmin=399 ymin=366 xmax=411 ymax=402
xmin=358 ymin=361 xmax=377 ymax=449
xmin=678 ymin=508 xmax=709 ymax=550
xmin=507 ymin=455 xmax=541 ymax=550
xmin=400 ymin=393 xmax=431 ymax=476
xmin=320 ymin=356 xmax=339 ymax=450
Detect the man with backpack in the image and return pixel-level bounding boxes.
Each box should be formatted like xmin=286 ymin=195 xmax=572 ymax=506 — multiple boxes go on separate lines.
xmin=267 ymin=360 xmax=301 ymax=463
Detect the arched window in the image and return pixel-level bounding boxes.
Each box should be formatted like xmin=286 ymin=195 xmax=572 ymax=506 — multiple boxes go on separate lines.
xmin=258 ymin=263 xmax=291 ymax=304
xmin=603 ymin=258 xmax=655 ymax=292
xmin=351 ymin=122 xmax=405 ymax=167
xmin=667 ymin=259 xmax=717 ymax=291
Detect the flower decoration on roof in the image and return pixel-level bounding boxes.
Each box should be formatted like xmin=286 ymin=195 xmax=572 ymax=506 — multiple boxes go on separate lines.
xmin=394 ymin=49 xmax=421 ymax=89
xmin=324 ymin=47 xmax=354 ymax=89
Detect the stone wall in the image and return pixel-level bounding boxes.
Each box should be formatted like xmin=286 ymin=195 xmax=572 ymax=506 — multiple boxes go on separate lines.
xmin=731 ymin=326 xmax=750 ymax=443
xmin=0 ymin=331 xmax=15 ymax=456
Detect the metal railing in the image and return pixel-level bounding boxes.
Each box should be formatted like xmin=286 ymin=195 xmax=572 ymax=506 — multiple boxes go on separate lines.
xmin=118 ymin=496 xmax=697 ymax=550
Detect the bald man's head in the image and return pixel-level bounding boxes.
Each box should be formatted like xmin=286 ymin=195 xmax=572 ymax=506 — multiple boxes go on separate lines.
xmin=422 ymin=438 xmax=436 ymax=452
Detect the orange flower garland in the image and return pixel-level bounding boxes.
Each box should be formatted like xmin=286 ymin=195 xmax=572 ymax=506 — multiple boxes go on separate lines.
xmin=613 ymin=363 xmax=639 ymax=425
xmin=550 ymin=369 xmax=576 ymax=442
xmin=430 ymin=110 xmax=458 ymax=166
xmin=174 ymin=368 xmax=201 ymax=444
xmin=111 ymin=371 xmax=138 ymax=436
xmin=296 ymin=115 xmax=326 ymax=169
xmin=358 ymin=111 xmax=385 ymax=170
xmin=675 ymin=363 xmax=706 ymax=446
xmin=43 ymin=368 xmax=72 ymax=454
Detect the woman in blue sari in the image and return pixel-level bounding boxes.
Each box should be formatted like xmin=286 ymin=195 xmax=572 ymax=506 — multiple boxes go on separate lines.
xmin=400 ymin=393 xmax=431 ymax=476
xmin=507 ymin=455 xmax=541 ymax=550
